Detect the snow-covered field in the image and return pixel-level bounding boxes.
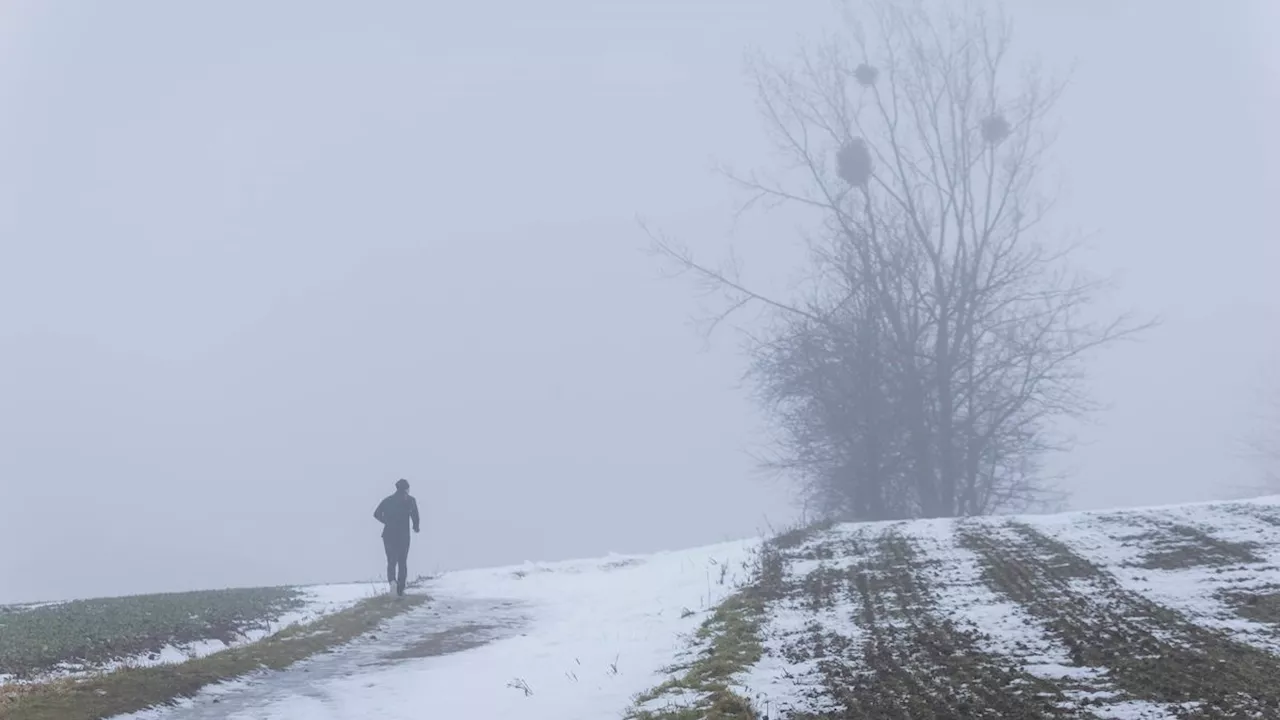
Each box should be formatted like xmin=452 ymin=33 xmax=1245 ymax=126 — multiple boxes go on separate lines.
xmin=14 ymin=498 xmax=1280 ymax=719
xmin=724 ymin=496 xmax=1280 ymax=719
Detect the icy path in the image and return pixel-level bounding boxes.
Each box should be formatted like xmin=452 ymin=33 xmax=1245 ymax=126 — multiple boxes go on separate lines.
xmin=113 ymin=539 xmax=758 ymax=720
xmin=113 ymin=595 xmax=530 ymax=720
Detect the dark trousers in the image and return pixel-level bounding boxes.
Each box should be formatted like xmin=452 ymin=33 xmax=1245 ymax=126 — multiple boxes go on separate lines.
xmin=383 ymin=534 xmax=410 ymax=594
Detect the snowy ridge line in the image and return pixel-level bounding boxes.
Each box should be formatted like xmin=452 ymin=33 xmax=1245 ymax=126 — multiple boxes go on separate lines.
xmin=1201 ymin=502 xmax=1280 ymax=565
xmin=1024 ymin=506 xmax=1280 ymax=655
xmin=1162 ymin=501 xmax=1280 ymax=561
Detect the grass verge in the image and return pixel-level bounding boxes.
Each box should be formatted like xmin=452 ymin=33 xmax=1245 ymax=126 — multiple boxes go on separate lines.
xmin=627 ymin=532 xmax=800 ymax=720
xmin=0 ymin=588 xmax=305 ymax=681
xmin=0 ymin=594 xmax=426 ymax=720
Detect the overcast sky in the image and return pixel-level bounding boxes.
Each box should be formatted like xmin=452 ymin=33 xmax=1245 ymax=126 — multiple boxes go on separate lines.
xmin=0 ymin=0 xmax=1276 ymax=604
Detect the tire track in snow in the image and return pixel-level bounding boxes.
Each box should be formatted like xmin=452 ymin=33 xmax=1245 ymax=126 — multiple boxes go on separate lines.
xmin=916 ymin=519 xmax=1181 ymax=719
xmin=736 ymin=529 xmax=869 ymax=718
xmin=1029 ymin=507 xmax=1280 ymax=656
xmin=963 ymin=520 xmax=1280 ymax=718
xmin=744 ymin=522 xmax=1088 ymax=719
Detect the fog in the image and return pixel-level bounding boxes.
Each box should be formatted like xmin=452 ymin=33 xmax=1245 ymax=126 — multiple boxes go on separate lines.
xmin=0 ymin=0 xmax=1276 ymax=605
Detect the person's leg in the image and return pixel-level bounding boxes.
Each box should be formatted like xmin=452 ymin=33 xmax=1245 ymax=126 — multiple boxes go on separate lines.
xmin=395 ymin=543 xmax=409 ymax=596
xmin=383 ymin=536 xmax=397 ymax=591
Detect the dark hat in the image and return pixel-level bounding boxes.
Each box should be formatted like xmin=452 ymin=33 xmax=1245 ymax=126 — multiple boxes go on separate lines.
xmin=395 ymin=478 xmax=410 ymax=491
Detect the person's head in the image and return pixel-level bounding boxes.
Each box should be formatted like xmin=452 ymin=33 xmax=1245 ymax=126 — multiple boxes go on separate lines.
xmin=394 ymin=478 xmax=410 ymax=493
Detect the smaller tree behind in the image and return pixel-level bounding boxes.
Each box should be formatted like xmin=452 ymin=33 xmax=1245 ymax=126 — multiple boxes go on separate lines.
xmin=1242 ymin=388 xmax=1280 ymax=494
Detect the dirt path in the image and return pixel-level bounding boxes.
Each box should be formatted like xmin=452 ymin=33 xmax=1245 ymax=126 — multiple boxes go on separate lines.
xmin=122 ymin=594 xmax=531 ymax=719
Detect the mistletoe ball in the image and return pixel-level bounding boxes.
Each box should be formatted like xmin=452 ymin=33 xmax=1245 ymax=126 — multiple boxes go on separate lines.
xmin=853 ymin=63 xmax=879 ymax=87
xmin=836 ymin=138 xmax=873 ymax=186
xmin=981 ymin=114 xmax=1011 ymax=144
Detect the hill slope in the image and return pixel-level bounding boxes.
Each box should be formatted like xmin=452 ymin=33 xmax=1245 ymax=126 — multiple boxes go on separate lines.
xmin=641 ymin=496 xmax=1280 ymax=719
xmin=9 ymin=498 xmax=1280 ymax=719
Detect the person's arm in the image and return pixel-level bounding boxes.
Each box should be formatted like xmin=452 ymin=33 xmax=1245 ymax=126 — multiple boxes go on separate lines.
xmin=411 ymin=497 xmax=421 ymax=533
xmin=374 ymin=497 xmax=388 ymax=524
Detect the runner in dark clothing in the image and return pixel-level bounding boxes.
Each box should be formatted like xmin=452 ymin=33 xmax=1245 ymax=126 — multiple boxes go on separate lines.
xmin=373 ymin=478 xmax=420 ymax=597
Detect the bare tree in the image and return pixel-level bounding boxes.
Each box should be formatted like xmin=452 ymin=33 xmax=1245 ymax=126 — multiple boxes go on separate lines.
xmin=1262 ymin=396 xmax=1280 ymax=490
xmin=648 ymin=0 xmax=1152 ymax=520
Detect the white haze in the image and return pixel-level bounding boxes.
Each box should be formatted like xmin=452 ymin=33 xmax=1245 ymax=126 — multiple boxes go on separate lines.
xmin=0 ymin=0 xmax=1276 ymax=604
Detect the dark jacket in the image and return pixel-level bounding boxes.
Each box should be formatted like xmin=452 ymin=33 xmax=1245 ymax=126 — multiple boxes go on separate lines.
xmin=374 ymin=490 xmax=420 ymax=541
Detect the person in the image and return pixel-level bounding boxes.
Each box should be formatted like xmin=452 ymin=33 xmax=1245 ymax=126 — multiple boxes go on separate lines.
xmin=373 ymin=478 xmax=420 ymax=597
